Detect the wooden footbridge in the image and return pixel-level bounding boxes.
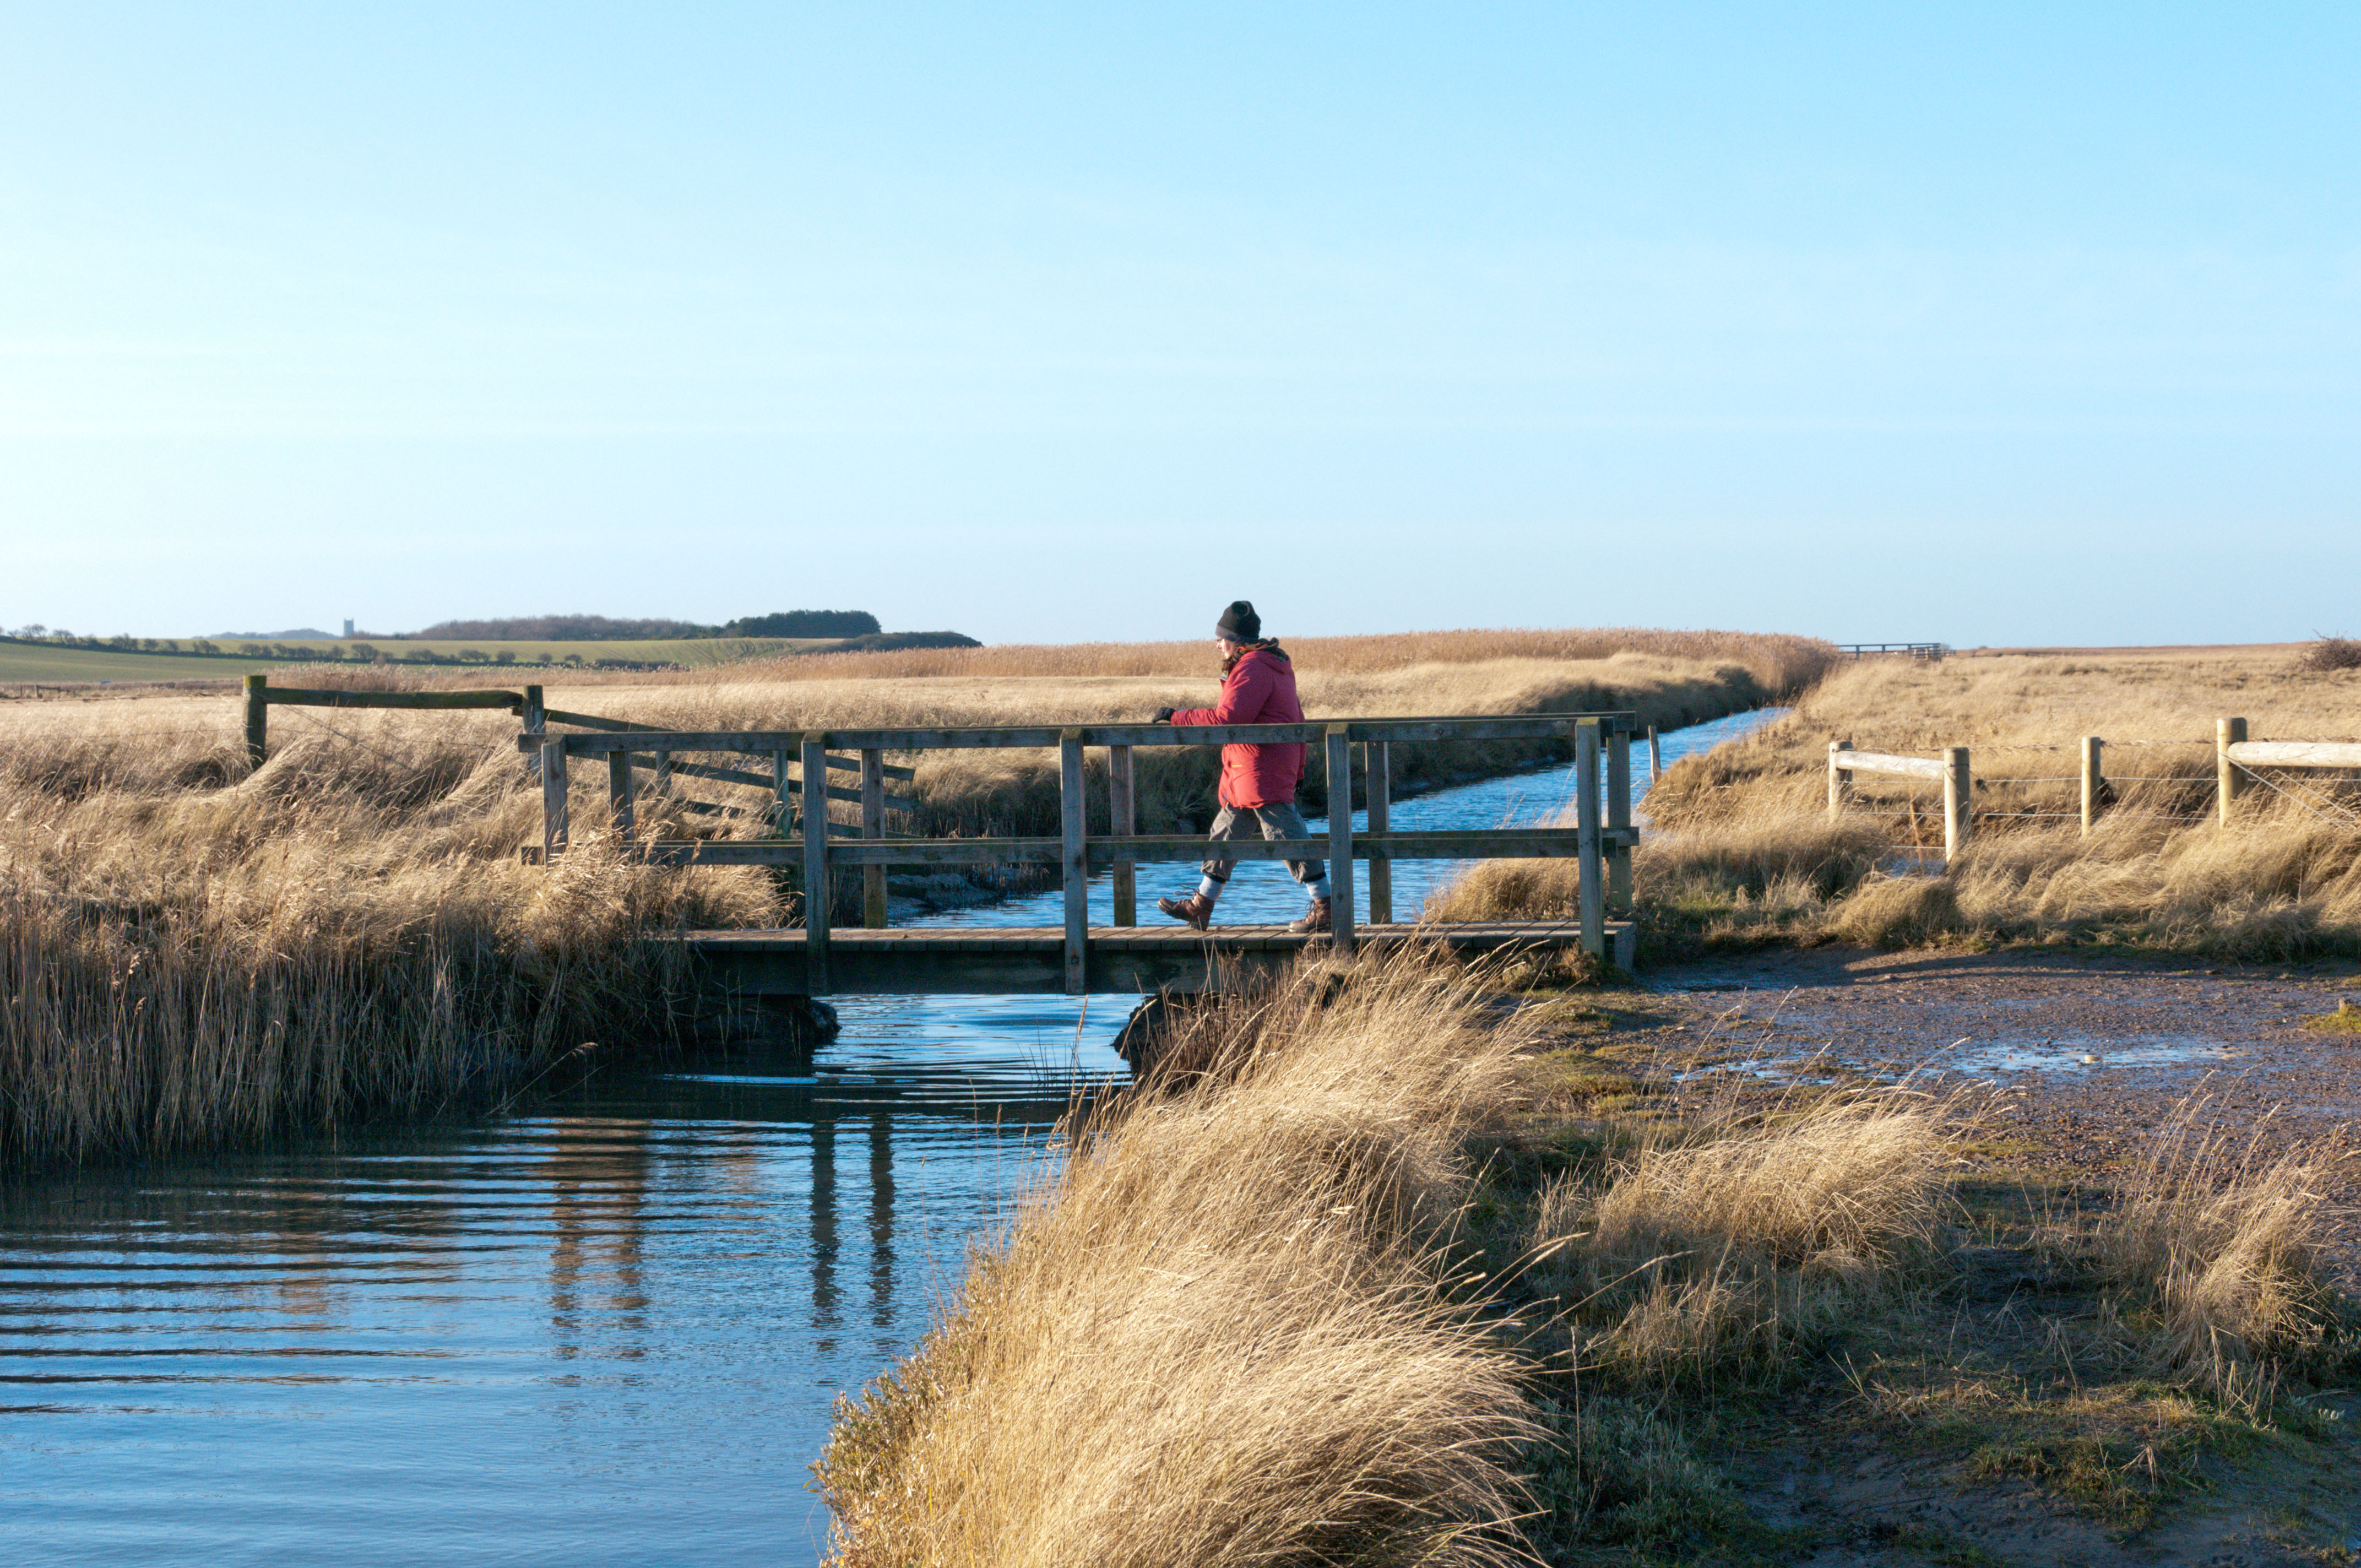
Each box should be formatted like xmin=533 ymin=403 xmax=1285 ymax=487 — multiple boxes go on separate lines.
xmin=520 ymin=714 xmax=1640 ymax=996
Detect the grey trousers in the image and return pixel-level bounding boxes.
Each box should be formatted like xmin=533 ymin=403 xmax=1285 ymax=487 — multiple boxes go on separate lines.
xmin=1201 ymin=802 xmax=1326 ymax=887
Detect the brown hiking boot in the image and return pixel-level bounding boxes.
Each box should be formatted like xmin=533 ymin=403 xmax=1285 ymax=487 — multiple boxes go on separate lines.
xmin=1289 ymin=897 xmax=1332 ymax=934
xmin=1157 ymin=892 xmax=1214 ymax=930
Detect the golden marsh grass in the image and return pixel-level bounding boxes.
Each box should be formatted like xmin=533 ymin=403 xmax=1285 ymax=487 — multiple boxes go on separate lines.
xmin=1440 ymin=648 xmax=2361 ymax=956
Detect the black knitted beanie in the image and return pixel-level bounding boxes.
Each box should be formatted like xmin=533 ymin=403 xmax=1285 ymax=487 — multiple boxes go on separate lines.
xmin=1215 ymin=600 xmax=1261 ymax=642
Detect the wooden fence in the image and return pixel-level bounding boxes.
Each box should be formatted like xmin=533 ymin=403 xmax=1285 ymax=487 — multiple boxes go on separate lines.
xmin=522 ymin=714 xmax=1640 ymax=991
xmin=1827 ymin=717 xmax=2361 ymax=868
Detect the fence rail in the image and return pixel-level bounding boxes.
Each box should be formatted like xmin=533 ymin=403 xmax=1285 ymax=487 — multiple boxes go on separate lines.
xmin=1827 ymin=717 xmax=2361 ymax=866
xmin=522 ymin=714 xmax=1640 ymax=993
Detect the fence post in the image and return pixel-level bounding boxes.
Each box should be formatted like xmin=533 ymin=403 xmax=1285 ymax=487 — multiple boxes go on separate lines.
xmin=773 ymin=748 xmax=793 ymax=835
xmin=1109 ymin=744 xmax=1137 ymax=926
xmin=1942 ymin=746 xmax=1972 ymax=867
xmin=520 ymin=684 xmax=544 ymax=784
xmin=607 ymin=751 xmax=634 ymax=842
xmin=243 ymin=674 xmax=269 ymax=768
xmin=1060 ymin=730 xmax=1088 ymax=995
xmin=1606 ymin=724 xmax=1633 ymax=918
xmin=861 ymin=749 xmax=888 ymax=929
xmin=1647 ymin=724 xmax=1663 ymax=784
xmin=1827 ymin=740 xmax=1854 ymax=820
xmin=1365 ymin=740 xmax=1391 ymax=925
xmin=2217 ymin=717 xmax=2247 ymax=825
xmin=1326 ymin=725 xmax=1355 ymax=954
xmin=802 ymin=733 xmax=830 ymax=994
xmin=1576 ymin=719 xmax=1603 ymax=958
xmin=540 ymin=739 xmax=568 ymax=863
xmin=2080 ymin=735 xmax=2103 ymax=836
xmin=653 ymin=750 xmax=671 ymax=794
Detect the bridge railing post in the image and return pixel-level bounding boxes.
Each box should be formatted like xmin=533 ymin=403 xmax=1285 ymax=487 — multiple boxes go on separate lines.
xmin=243 ymin=673 xmax=269 ymax=768
xmin=540 ymin=737 xmax=568 ymax=863
xmin=802 ymin=733 xmax=831 ymax=994
xmin=1576 ymin=719 xmax=1603 ymax=959
xmin=1327 ymin=725 xmax=1355 ymax=954
xmin=1364 ymin=740 xmax=1391 ymax=925
xmin=607 ymin=751 xmax=634 ymax=842
xmin=1606 ymin=724 xmax=1633 ymax=918
xmin=1827 ymin=740 xmax=1855 ymax=820
xmin=1060 ymin=730 xmax=1088 ymax=994
xmin=521 ymin=684 xmax=544 ymax=785
xmin=861 ymin=748 xmax=887 ymax=929
xmin=1109 ymin=744 xmax=1136 ymax=926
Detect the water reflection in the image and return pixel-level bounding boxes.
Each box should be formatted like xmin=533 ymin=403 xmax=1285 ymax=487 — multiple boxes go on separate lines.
xmin=0 ymin=1017 xmax=1127 ymax=1567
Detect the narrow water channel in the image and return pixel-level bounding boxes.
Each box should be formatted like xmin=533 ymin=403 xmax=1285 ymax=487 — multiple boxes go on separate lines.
xmin=0 ymin=708 xmax=1780 ymax=1566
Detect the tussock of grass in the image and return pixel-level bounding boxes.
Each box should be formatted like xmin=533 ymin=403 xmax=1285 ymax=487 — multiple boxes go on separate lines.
xmin=815 ymin=957 xmax=1542 ymax=1568
xmin=2077 ymin=1106 xmax=2354 ymax=1404
xmin=1527 ymin=1087 xmax=1958 ymax=1388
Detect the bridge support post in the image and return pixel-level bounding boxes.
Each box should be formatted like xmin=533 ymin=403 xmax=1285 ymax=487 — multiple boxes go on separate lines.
xmin=802 ymin=733 xmax=831 ymax=994
xmin=540 ymin=738 xmax=568 ymax=863
xmin=1364 ymin=740 xmax=1390 ymax=925
xmin=1576 ymin=719 xmax=1602 ymax=959
xmin=1606 ymin=724 xmax=1633 ymax=918
xmin=1109 ymin=745 xmax=1136 ymax=926
xmin=861 ymin=748 xmax=887 ymax=929
xmin=1327 ymin=725 xmax=1355 ymax=955
xmin=1060 ymin=730 xmax=1088 ymax=994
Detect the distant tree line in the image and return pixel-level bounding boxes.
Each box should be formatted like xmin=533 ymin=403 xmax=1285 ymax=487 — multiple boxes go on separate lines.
xmin=401 ymin=610 xmax=884 ymax=641
xmin=1 ymin=621 xmax=975 ymax=671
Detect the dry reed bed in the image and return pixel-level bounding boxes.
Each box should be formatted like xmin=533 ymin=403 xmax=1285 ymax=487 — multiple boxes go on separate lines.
xmin=1 ymin=713 xmax=777 ymax=1166
xmin=1442 ymin=650 xmax=2361 ymax=956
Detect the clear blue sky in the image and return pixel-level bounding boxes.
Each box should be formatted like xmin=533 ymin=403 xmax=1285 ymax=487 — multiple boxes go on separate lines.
xmin=4 ymin=3 xmax=2355 ymax=646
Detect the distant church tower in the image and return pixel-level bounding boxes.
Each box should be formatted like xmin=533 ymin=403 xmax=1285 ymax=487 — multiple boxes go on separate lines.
xmin=343 ymin=619 xmax=355 ymax=638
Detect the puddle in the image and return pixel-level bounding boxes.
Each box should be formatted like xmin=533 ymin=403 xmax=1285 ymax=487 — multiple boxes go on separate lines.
xmin=1925 ymin=1033 xmax=2246 ymax=1076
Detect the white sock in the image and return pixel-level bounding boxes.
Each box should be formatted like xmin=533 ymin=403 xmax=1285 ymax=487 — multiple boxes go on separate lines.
xmin=1307 ymin=876 xmax=1332 ymax=900
xmin=1197 ymin=876 xmax=1223 ymax=903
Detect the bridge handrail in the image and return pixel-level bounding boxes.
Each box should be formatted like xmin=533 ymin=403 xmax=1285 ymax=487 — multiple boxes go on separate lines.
xmin=516 ymin=712 xmax=1637 ymax=755
xmin=525 ymin=712 xmax=1637 ymax=992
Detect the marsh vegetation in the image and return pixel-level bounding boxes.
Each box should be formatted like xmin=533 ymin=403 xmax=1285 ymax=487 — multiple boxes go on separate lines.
xmin=1441 ymin=647 xmax=2361 ymax=959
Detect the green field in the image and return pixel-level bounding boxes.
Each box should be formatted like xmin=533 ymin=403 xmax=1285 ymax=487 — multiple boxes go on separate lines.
xmin=0 ymin=636 xmax=839 ymax=685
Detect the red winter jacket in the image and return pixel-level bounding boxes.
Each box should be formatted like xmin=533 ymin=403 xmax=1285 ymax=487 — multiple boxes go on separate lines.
xmin=1170 ymin=646 xmax=1306 ymax=808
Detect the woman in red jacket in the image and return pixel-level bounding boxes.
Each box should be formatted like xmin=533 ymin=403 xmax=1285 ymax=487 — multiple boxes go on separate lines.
xmin=1154 ymin=600 xmax=1333 ymax=933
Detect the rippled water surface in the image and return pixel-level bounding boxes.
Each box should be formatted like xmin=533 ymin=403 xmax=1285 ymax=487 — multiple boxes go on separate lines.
xmin=0 ymin=708 xmax=1781 ymax=1565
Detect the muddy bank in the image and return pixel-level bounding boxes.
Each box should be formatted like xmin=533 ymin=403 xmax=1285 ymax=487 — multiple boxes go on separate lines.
xmin=1621 ymin=946 xmax=2361 ymax=1266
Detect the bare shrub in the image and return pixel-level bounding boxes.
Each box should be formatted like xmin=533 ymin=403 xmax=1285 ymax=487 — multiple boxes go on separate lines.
xmin=816 ymin=956 xmax=1542 ymax=1567
xmin=2297 ymin=636 xmax=2361 ymax=672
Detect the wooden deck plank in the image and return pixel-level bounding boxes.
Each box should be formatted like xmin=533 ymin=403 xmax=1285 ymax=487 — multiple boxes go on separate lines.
xmin=677 ymin=920 xmax=1626 ymax=996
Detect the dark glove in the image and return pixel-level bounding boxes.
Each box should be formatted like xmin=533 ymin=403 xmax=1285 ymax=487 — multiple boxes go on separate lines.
xmin=1152 ymin=707 xmax=1176 ymax=723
